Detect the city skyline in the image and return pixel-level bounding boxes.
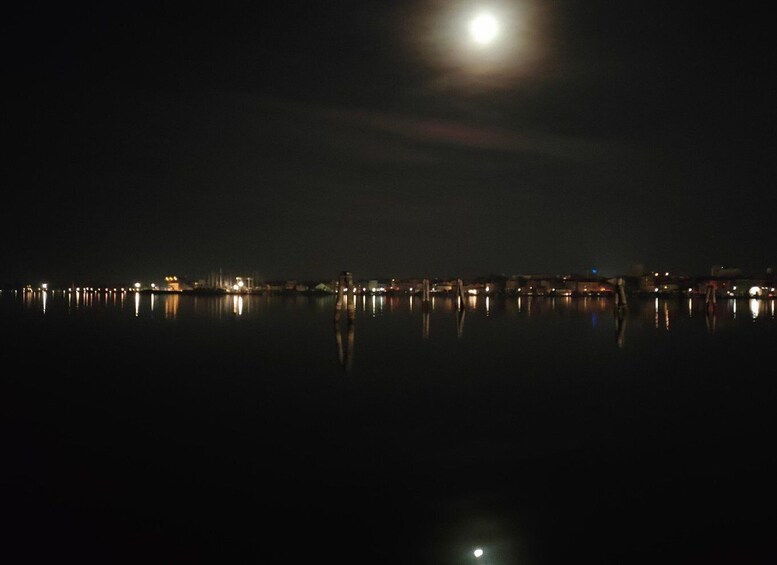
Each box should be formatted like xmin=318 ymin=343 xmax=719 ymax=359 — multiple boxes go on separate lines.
xmin=5 ymin=263 xmax=774 ymax=292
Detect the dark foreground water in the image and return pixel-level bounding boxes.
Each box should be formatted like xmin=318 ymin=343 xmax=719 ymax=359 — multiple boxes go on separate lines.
xmin=1 ymin=291 xmax=776 ymax=564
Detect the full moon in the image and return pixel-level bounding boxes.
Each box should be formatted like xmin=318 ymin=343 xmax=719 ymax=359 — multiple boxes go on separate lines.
xmin=469 ymin=13 xmax=498 ymax=44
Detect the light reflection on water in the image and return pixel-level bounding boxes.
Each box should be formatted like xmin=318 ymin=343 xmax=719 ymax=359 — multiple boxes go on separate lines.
xmin=7 ymin=289 xmax=777 ymax=368
xmin=750 ymin=298 xmax=760 ymax=319
xmin=9 ymin=292 xmax=777 ymax=338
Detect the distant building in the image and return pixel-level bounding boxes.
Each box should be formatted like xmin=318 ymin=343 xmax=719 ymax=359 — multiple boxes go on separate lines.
xmin=313 ymin=282 xmax=334 ymax=293
xmin=564 ymin=279 xmax=613 ymax=295
xmin=266 ymin=281 xmax=285 ymax=293
xmin=392 ymin=279 xmax=423 ymax=293
xmin=366 ymin=280 xmax=387 ymax=293
xmin=711 ymin=265 xmax=743 ymax=278
xmin=164 ymin=276 xmax=192 ymax=291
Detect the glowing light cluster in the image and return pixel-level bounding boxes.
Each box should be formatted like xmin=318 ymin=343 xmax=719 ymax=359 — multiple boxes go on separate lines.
xmin=469 ymin=13 xmax=498 ymax=44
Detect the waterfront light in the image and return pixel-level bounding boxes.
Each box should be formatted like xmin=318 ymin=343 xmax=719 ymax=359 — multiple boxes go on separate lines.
xmin=134 ymin=282 xmax=141 ymax=289
xmin=474 ymin=548 xmax=484 ymax=558
xmin=749 ymin=286 xmax=761 ymax=297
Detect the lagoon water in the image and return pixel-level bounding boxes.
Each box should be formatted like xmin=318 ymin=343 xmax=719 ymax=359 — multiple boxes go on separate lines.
xmin=1 ymin=291 xmax=776 ymax=564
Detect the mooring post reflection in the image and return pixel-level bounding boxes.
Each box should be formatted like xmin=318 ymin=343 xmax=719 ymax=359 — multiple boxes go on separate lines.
xmin=334 ymin=316 xmax=355 ymax=371
xmin=334 ymin=271 xmax=356 ymax=371
xmin=456 ymin=307 xmax=466 ymax=338
xmin=615 ymin=307 xmax=627 ymax=348
xmin=705 ymin=307 xmax=716 ymax=334
xmin=422 ymin=301 xmax=430 ymax=339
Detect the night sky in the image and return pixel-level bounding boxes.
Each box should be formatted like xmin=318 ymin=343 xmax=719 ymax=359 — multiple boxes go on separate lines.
xmin=4 ymin=1 xmax=775 ymax=284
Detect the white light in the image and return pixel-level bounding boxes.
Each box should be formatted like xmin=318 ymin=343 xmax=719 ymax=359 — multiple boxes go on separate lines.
xmin=237 ymin=280 xmax=245 ymax=288
xmin=750 ymin=298 xmax=760 ymax=319
xmin=474 ymin=548 xmax=484 ymax=558
xmin=41 ymin=283 xmax=48 ymax=290
xmin=749 ymin=286 xmax=761 ymax=297
xmin=469 ymin=13 xmax=498 ymax=44
xmin=134 ymin=282 xmax=141 ymax=289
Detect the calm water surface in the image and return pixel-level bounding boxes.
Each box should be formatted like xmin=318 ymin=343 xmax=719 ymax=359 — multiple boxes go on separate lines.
xmin=1 ymin=291 xmax=776 ymax=564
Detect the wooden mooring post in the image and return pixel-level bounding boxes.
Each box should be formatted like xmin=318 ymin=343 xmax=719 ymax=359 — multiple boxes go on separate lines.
xmin=345 ymin=271 xmax=355 ymax=322
xmin=334 ymin=271 xmax=355 ymax=371
xmin=455 ymin=278 xmax=467 ymax=311
xmin=615 ymin=277 xmax=628 ymax=309
xmin=422 ymin=279 xmax=431 ymax=303
xmin=334 ymin=272 xmax=345 ymax=322
xmin=334 ymin=271 xmax=355 ymax=323
xmin=705 ymin=284 xmax=717 ymax=310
